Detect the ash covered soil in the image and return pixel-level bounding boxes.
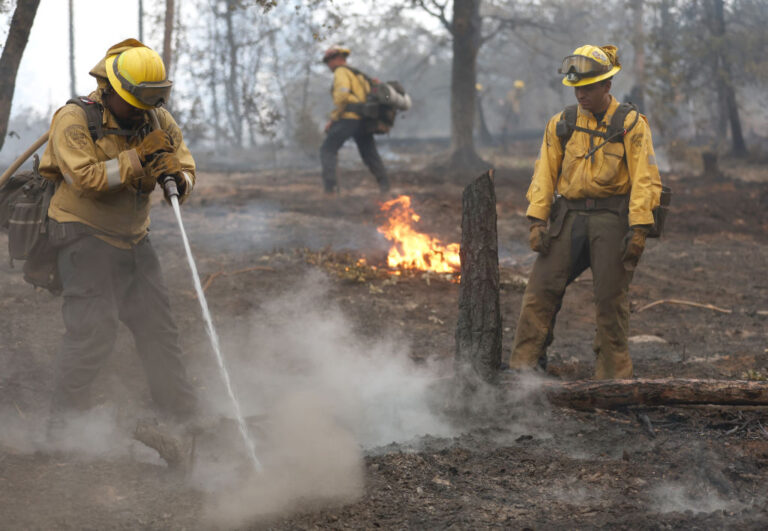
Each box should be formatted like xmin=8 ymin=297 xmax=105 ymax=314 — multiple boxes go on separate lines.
xmin=1 ymin=146 xmax=768 ymax=529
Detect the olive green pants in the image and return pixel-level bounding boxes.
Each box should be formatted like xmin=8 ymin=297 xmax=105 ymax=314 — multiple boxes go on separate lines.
xmin=509 ymin=210 xmax=634 ymax=379
xmin=51 ymin=235 xmax=197 ymax=420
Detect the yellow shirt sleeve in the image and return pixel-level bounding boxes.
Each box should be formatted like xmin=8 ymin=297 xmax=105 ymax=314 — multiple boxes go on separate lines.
xmin=44 ymin=104 xmax=143 ymax=196
xmin=624 ymin=114 xmax=662 ymax=227
xmin=525 ymin=114 xmax=563 ymax=221
xmin=156 ymin=107 xmax=196 ymax=201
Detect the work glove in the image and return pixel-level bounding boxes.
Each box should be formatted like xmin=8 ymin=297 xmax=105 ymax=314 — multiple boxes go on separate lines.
xmin=528 ymin=218 xmax=550 ymax=255
xmin=146 ymin=151 xmax=183 ymax=188
xmin=136 ymin=129 xmax=174 ymax=165
xmin=131 ymin=171 xmax=157 ymax=194
xmin=622 ymin=226 xmax=649 ymax=271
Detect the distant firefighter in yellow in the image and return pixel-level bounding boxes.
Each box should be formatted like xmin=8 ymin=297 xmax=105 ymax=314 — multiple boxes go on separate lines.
xmin=319 ymin=45 xmax=391 ymax=194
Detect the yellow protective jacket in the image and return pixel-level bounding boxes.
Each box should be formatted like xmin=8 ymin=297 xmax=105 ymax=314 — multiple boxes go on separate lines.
xmin=39 ymin=90 xmax=195 ymax=249
xmin=526 ymin=96 xmax=662 ymax=227
xmin=330 ymin=65 xmax=370 ymax=121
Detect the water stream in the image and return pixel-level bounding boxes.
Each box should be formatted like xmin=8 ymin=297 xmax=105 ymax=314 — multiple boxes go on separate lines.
xmin=169 ymin=195 xmax=263 ymax=473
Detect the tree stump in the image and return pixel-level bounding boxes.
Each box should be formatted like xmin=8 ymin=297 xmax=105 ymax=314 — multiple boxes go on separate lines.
xmin=701 ymin=151 xmax=721 ymax=180
xmin=455 ymin=170 xmax=501 ymax=383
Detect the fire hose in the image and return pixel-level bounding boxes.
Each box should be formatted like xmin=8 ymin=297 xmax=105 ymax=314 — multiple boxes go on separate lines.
xmin=0 ymin=132 xmax=49 ymax=189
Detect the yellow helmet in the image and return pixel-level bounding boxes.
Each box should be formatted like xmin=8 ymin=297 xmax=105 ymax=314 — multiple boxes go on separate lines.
xmin=559 ymin=45 xmax=621 ymax=87
xmin=105 ymin=46 xmax=172 ymax=110
xmin=514 ymin=79 xmax=525 ymax=89
xmin=322 ymin=45 xmax=350 ymax=63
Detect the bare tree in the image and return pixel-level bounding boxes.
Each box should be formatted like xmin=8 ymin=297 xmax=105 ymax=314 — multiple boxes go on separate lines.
xmin=0 ymin=0 xmax=41 ymax=151
xmin=69 ymin=0 xmax=75 ymax=98
xmin=138 ymin=0 xmax=144 ymax=42
xmin=707 ymin=0 xmax=747 ymax=157
xmin=163 ymin=0 xmax=175 ymax=74
xmin=629 ymin=0 xmax=645 ymax=112
xmin=416 ymin=0 xmax=487 ymax=171
xmin=222 ymin=0 xmax=243 ymax=147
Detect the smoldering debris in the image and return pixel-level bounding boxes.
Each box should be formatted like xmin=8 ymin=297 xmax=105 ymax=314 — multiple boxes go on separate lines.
xmin=650 ymin=482 xmax=743 ymax=515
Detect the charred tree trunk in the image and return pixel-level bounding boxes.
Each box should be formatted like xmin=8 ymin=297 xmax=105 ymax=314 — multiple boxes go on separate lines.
xmin=455 ymin=170 xmax=501 ymax=383
xmin=449 ymin=0 xmax=487 ymax=172
xmin=0 ymin=0 xmax=41 ymax=151
xmin=708 ymin=0 xmax=747 ymax=157
xmin=539 ymin=378 xmax=768 ymax=410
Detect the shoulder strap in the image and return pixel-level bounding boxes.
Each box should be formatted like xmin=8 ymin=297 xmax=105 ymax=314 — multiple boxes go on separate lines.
xmin=342 ymin=65 xmax=373 ymax=84
xmin=606 ymin=102 xmax=639 ymax=143
xmin=556 ymin=104 xmax=578 ymax=152
xmin=66 ymin=97 xmax=104 ymax=140
xmin=66 ymin=96 xmax=137 ymax=140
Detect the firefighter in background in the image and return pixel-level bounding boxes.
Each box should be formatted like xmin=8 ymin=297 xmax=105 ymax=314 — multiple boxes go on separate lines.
xmin=507 ymin=45 xmax=662 ymax=379
xmin=501 ymin=80 xmax=525 ymax=145
xmin=320 ymin=45 xmax=390 ymax=194
xmin=40 ymin=39 xmax=197 ymax=435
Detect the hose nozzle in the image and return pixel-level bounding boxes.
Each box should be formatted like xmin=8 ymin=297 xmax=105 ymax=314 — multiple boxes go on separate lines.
xmin=161 ymin=176 xmax=179 ymax=199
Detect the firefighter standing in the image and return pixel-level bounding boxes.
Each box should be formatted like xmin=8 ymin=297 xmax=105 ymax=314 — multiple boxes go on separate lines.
xmin=508 ymin=45 xmax=662 ymax=379
xmin=320 ymin=45 xmax=390 ymax=194
xmin=40 ymin=39 xmax=197 ymax=432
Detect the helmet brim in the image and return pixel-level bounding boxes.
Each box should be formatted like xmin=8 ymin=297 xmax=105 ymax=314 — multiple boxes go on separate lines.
xmin=562 ymin=65 xmax=621 ymax=87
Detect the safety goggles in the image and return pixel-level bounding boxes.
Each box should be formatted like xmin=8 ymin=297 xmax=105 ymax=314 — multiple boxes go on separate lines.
xmin=112 ymin=59 xmax=172 ymax=108
xmin=558 ymin=55 xmax=612 ymax=83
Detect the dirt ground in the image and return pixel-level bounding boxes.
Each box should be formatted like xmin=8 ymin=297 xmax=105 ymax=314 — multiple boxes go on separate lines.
xmin=1 ymin=142 xmax=768 ymax=530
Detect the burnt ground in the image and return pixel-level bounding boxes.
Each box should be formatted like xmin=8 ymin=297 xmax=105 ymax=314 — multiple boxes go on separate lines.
xmin=1 ymin=143 xmax=768 ymax=529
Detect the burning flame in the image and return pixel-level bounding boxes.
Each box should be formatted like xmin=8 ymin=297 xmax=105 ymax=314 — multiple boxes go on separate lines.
xmin=377 ymin=195 xmax=460 ymax=273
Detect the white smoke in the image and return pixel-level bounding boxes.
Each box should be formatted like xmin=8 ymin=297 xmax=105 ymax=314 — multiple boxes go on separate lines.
xmin=194 ymin=270 xmax=456 ymax=523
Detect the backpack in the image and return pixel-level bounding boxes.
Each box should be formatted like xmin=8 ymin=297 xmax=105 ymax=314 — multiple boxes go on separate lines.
xmin=0 ymin=155 xmax=60 ymax=293
xmin=554 ymin=102 xmax=670 ymax=238
xmin=344 ymin=67 xmax=411 ymax=135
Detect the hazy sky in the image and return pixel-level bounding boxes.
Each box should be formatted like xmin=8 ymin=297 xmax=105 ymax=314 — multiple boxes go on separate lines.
xmin=11 ymin=0 xmax=150 ymax=116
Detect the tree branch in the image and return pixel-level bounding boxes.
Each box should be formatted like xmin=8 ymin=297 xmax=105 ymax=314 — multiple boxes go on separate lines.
xmin=415 ymin=0 xmax=452 ymax=34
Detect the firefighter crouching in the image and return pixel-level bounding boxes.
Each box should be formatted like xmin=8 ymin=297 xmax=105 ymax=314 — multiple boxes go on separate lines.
xmin=507 ymin=44 xmax=662 ymax=379
xmin=40 ymin=39 xmax=197 ymax=436
xmin=319 ymin=45 xmax=390 ymax=194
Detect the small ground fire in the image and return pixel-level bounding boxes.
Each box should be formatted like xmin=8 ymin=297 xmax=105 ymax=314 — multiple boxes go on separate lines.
xmin=377 ymin=195 xmax=460 ymax=273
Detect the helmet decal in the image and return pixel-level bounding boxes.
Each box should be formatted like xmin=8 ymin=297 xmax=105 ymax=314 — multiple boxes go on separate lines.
xmin=592 ymin=50 xmax=608 ymax=63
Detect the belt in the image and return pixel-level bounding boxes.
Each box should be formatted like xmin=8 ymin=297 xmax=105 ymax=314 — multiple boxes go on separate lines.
xmin=560 ymin=194 xmax=628 ymax=212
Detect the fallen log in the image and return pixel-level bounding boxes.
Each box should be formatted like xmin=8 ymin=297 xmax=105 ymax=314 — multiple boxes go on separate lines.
xmin=525 ymin=378 xmax=768 ymax=410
